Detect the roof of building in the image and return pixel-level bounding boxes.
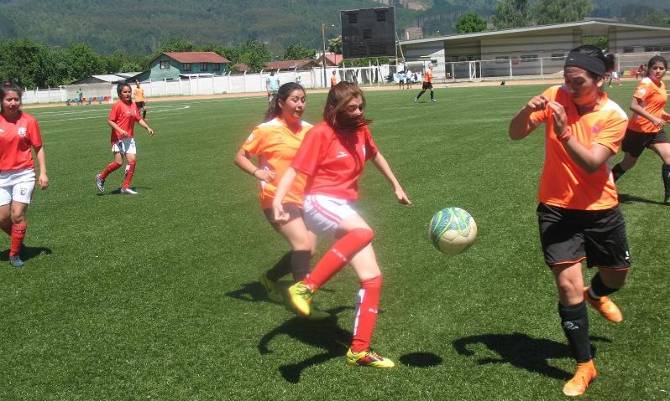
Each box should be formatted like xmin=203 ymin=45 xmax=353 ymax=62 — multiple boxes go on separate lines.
xmin=264 ymin=59 xmax=316 ymax=71
xmin=160 ymin=51 xmax=231 ymax=64
xmin=400 ymin=20 xmax=670 ymax=46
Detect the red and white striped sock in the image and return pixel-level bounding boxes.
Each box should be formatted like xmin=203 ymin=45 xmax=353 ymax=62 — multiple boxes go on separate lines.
xmin=351 ymin=275 xmax=383 ymax=353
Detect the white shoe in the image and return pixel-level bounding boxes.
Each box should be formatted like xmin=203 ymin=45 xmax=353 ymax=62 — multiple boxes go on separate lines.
xmin=120 ymin=187 xmax=138 ymax=195
xmin=95 ymin=174 xmax=105 ymax=193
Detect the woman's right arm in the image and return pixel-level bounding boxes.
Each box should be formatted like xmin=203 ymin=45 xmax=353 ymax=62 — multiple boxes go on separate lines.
xmin=508 ymin=95 xmax=548 ymax=140
xmin=234 ymin=148 xmax=275 ymax=182
xmin=107 ymin=119 xmax=127 ymax=138
xmin=630 ymin=97 xmax=665 ymax=128
xmin=272 ymin=167 xmax=297 ymax=222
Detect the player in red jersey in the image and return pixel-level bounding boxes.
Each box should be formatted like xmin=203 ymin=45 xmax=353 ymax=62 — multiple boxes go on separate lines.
xmin=234 ymin=82 xmax=318 ymax=304
xmin=0 ymin=83 xmax=49 ymax=268
xmin=611 ymin=56 xmax=670 ymax=203
xmin=509 ymin=45 xmax=631 ymax=397
xmin=273 ymin=82 xmax=411 ymax=368
xmin=95 ymin=83 xmax=155 ymax=195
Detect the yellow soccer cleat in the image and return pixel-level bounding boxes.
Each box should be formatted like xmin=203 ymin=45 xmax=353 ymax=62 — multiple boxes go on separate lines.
xmin=287 ymin=281 xmax=313 ymax=316
xmin=346 ymin=348 xmax=395 ymax=368
xmin=562 ymin=359 xmax=597 ymax=397
xmin=584 ymin=287 xmax=623 ymax=323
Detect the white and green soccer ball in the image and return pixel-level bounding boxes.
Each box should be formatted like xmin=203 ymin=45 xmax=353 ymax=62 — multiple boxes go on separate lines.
xmin=428 ymin=207 xmax=477 ymax=255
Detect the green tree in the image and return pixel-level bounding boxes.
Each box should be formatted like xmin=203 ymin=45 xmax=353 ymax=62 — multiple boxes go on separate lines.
xmin=158 ymin=38 xmax=195 ymax=53
xmin=328 ymin=36 xmax=342 ymax=54
xmin=455 ymin=12 xmax=488 ymax=33
xmin=533 ymin=0 xmax=593 ymax=25
xmin=66 ymin=43 xmax=104 ymax=82
xmin=491 ymin=0 xmax=531 ymax=29
xmin=283 ymin=43 xmax=315 ymax=60
xmin=237 ymin=39 xmax=272 ymax=72
xmin=0 ymin=39 xmax=43 ymax=88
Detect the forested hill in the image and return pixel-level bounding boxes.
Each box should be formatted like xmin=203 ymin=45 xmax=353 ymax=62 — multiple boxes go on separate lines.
xmin=0 ymin=0 xmax=668 ymax=55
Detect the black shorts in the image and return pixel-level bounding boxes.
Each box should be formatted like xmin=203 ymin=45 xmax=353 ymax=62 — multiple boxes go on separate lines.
xmin=263 ymin=202 xmax=302 ymax=228
xmin=537 ymin=203 xmax=631 ymax=269
xmin=135 ymin=101 xmax=145 ymax=108
xmin=622 ymin=129 xmax=668 ymax=157
xmin=422 ymin=82 xmax=433 ymax=90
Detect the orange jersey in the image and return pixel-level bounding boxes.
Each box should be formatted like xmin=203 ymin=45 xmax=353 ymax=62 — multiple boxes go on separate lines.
xmin=0 ymin=112 xmax=42 ymax=171
xmin=627 ymin=77 xmax=667 ymax=133
xmin=241 ymin=118 xmax=313 ymax=208
xmin=529 ymin=85 xmax=628 ymax=210
xmin=133 ymin=87 xmax=145 ymax=102
xmin=423 ymin=69 xmax=433 ymax=83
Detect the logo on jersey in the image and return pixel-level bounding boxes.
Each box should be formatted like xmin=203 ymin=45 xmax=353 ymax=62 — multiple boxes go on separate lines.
xmin=0 ymin=128 xmax=4 ymax=135
xmin=17 ymin=127 xmax=27 ymax=138
xmin=591 ymin=122 xmax=603 ymax=134
xmin=336 ymin=151 xmax=349 ymax=159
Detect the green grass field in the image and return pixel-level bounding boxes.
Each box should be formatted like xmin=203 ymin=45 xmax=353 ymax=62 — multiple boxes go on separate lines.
xmin=2 ymin=82 xmax=669 ymax=401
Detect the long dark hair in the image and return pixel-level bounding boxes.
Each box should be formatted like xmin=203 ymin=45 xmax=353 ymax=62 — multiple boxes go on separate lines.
xmin=265 ymin=82 xmax=305 ymax=121
xmin=0 ymin=81 xmax=23 ymax=114
xmin=647 ymin=55 xmax=668 ymax=74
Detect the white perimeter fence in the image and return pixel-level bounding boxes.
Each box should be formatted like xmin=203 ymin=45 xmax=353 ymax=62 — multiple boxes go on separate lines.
xmin=22 ymin=65 xmax=390 ymax=104
xmin=21 ymin=51 xmax=669 ymax=104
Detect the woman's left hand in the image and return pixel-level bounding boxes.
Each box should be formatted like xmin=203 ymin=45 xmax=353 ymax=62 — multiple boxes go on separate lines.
xmin=394 ymin=186 xmax=412 ymax=205
xmin=38 ymin=173 xmax=49 ymax=189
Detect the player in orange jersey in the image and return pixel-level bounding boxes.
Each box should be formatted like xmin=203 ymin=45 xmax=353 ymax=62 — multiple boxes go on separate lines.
xmin=0 ymin=82 xmax=49 ymax=268
xmin=234 ymin=82 xmax=318 ymax=304
xmin=133 ymin=80 xmax=147 ymax=120
xmin=273 ymin=82 xmax=411 ymax=368
xmin=611 ymin=56 xmax=670 ymax=204
xmin=509 ymin=45 xmax=631 ymax=397
xmin=95 ymin=83 xmax=155 ymax=195
xmin=414 ymin=64 xmax=436 ymax=102
xmin=330 ymin=71 xmax=338 ymax=87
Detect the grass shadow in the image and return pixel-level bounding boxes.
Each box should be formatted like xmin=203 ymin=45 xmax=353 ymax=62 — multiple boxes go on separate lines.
xmin=0 ymin=246 xmax=52 ymax=263
xmin=398 ymin=352 xmax=443 ymax=368
xmin=452 ymin=332 xmax=612 ymax=380
xmin=618 ymin=193 xmax=667 ymax=206
xmin=258 ymin=306 xmax=353 ymax=384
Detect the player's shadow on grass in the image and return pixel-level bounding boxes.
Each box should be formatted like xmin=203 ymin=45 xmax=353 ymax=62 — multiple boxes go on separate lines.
xmin=618 ymin=193 xmax=667 ymax=206
xmin=452 ymin=332 xmax=611 ymax=380
xmin=225 ymin=280 xmax=334 ymax=304
xmin=97 ymin=186 xmax=150 ymax=196
xmin=0 ymin=246 xmax=52 ymax=263
xmin=258 ymin=306 xmax=353 ymax=384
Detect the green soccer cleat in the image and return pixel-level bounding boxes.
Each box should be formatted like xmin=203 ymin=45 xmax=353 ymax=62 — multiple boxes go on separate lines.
xmin=346 ymin=348 xmax=395 ymax=368
xmin=259 ymin=272 xmax=283 ymax=303
xmin=287 ymin=281 xmax=313 ymax=316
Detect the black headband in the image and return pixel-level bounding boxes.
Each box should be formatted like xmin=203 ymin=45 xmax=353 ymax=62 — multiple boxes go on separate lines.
xmin=564 ymin=52 xmax=606 ymax=77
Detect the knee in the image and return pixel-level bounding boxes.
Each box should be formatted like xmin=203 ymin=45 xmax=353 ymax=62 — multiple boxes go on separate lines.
xmin=556 ymin=279 xmax=581 ymax=300
xmin=351 ymin=227 xmax=375 ymax=244
xmin=11 ymin=214 xmax=26 ymax=225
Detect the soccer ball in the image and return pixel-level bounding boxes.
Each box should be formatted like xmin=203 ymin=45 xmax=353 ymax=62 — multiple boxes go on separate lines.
xmin=428 ymin=207 xmax=477 ymax=255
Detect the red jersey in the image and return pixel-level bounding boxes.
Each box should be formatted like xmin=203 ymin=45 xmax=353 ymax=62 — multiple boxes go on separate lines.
xmin=109 ymin=100 xmax=141 ymax=144
xmin=0 ymin=112 xmax=43 ymax=171
xmin=291 ymin=122 xmax=379 ymax=200
xmin=529 ymin=85 xmax=628 ymax=210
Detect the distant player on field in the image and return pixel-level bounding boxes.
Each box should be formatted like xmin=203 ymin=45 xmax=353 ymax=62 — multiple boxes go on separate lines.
xmin=133 ymin=80 xmax=147 ymax=119
xmin=234 ymin=82 xmax=317 ymax=303
xmin=414 ymin=64 xmax=435 ymax=102
xmin=266 ymin=70 xmax=280 ymax=103
xmin=273 ymin=82 xmax=411 ymax=368
xmin=330 ymin=71 xmax=338 ymax=87
xmin=95 ymin=83 xmax=155 ymax=195
xmin=509 ymin=45 xmax=631 ymax=397
xmin=0 ymin=82 xmax=49 ymax=268
xmin=611 ymin=56 xmax=670 ymax=204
